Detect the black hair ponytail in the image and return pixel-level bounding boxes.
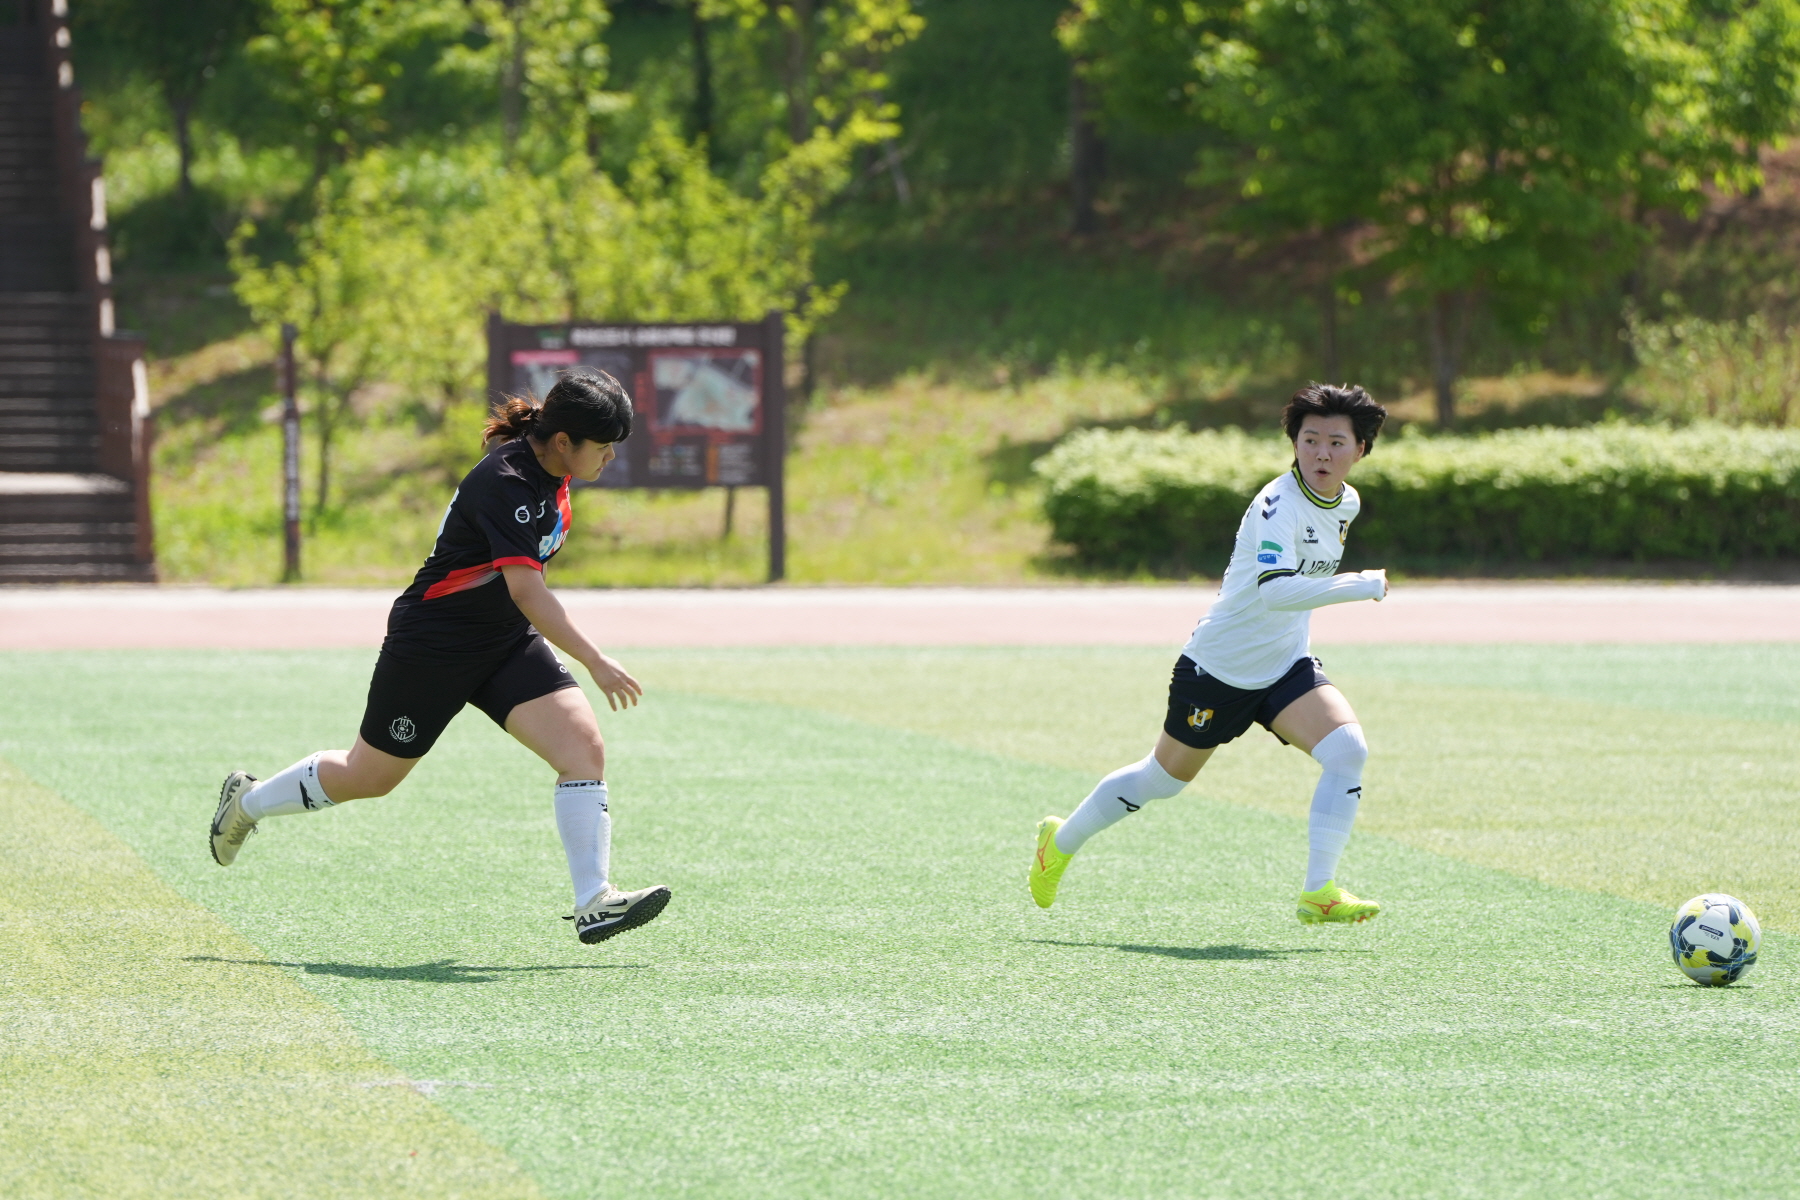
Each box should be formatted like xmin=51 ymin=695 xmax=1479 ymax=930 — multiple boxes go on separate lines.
xmin=483 ymin=369 xmax=633 ymax=448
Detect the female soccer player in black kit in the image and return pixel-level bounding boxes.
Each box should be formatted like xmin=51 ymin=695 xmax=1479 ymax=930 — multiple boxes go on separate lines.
xmin=208 ymin=370 xmax=670 ymax=945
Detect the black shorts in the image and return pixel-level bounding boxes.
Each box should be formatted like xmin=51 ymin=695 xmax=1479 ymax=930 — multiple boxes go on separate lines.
xmin=358 ymin=630 xmax=581 ymax=758
xmin=1162 ymin=654 xmax=1331 ymax=750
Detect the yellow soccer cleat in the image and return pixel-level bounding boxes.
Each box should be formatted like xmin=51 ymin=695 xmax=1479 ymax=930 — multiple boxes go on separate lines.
xmin=1029 ymin=817 xmax=1075 ymax=909
xmin=1297 ymin=880 xmax=1380 ymax=925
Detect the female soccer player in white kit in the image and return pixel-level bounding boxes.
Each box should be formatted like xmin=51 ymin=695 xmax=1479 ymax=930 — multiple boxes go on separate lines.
xmin=1028 ymin=383 xmax=1390 ymax=924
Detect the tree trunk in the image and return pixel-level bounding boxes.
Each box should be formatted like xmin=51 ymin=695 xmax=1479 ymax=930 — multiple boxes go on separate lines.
xmin=1318 ymin=223 xmax=1350 ymax=382
xmin=722 ymin=486 xmax=736 ymax=540
xmin=501 ymin=1 xmax=527 ymax=156
xmin=690 ymin=2 xmax=715 ymax=151
xmin=881 ymin=138 xmax=911 ymax=204
xmin=170 ymin=93 xmax=194 ymax=198
xmin=1068 ymin=66 xmax=1104 ymax=235
xmin=1319 ymin=276 xmax=1339 ymax=384
xmin=781 ymin=0 xmax=813 ymax=146
xmin=1428 ymin=290 xmax=1471 ymax=428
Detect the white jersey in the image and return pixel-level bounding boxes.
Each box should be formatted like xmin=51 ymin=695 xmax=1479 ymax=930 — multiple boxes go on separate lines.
xmin=1181 ymin=467 xmax=1385 ymax=689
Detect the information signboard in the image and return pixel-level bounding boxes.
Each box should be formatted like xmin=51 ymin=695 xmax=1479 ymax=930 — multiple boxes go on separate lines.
xmin=486 ymin=310 xmax=787 ymax=580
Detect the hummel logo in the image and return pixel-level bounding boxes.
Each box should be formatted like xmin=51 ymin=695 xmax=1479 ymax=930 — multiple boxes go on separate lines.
xmin=1347 ymin=786 xmax=1362 ymax=797
xmin=299 ymin=780 xmax=321 ymax=811
xmin=1117 ymin=796 xmax=1140 ymax=813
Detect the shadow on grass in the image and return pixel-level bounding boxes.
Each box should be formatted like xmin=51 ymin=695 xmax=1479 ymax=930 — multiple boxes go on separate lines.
xmin=155 ymin=362 xmax=278 ymax=436
xmin=186 ymin=955 xmax=646 ymax=983
xmin=1026 ymin=939 xmax=1353 ymax=961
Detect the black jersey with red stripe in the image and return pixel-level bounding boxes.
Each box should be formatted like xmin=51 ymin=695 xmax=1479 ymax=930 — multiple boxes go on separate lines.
xmin=384 ymin=437 xmax=573 ymax=657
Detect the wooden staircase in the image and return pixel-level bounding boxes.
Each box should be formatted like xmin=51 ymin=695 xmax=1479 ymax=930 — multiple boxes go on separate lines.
xmin=0 ymin=0 xmax=154 ymax=583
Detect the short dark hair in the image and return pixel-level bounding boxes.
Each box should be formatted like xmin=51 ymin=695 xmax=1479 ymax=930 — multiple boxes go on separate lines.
xmin=1281 ymin=383 xmax=1386 ymax=454
xmin=483 ymin=369 xmax=634 ymax=447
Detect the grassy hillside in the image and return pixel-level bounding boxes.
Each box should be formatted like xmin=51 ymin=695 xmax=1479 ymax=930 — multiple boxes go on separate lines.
xmin=126 ymin=252 xmax=1648 ymax=589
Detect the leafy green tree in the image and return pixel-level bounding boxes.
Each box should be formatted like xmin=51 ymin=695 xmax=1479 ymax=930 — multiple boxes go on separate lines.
xmin=245 ymin=0 xmax=467 ymax=179
xmin=229 ymin=181 xmax=442 ymax=519
xmin=502 ymin=124 xmax=847 ymax=332
xmin=230 ymin=122 xmax=851 ymax=519
xmin=434 ymin=0 xmax=623 ymax=160
xmin=696 ymin=0 xmax=920 ymax=168
xmin=1066 ymin=0 xmax=1800 ymax=423
xmin=76 ymin=0 xmax=260 ymax=196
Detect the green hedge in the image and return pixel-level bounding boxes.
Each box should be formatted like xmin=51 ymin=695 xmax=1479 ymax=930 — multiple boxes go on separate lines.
xmin=1034 ymin=424 xmax=1800 ymax=572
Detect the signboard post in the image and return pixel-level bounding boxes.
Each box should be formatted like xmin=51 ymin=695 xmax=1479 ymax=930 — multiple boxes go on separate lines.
xmin=486 ymin=311 xmax=787 ymax=583
xmin=279 ymin=322 xmax=301 ymax=583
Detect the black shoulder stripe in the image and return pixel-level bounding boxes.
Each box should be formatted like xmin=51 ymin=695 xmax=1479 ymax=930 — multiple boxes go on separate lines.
xmin=1257 ymin=568 xmax=1299 ymax=586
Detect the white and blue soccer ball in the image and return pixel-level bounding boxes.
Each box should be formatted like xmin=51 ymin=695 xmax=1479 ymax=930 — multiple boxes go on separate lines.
xmin=1669 ymin=894 xmax=1761 ymax=987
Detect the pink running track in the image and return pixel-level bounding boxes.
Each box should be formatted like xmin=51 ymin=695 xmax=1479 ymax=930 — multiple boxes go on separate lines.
xmin=1 ymin=584 xmax=1796 ymax=650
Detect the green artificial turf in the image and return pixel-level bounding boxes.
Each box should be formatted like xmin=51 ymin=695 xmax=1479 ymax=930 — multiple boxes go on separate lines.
xmin=0 ymin=645 xmax=1796 ymax=1199
xmin=0 ymin=761 xmax=543 ymax=1200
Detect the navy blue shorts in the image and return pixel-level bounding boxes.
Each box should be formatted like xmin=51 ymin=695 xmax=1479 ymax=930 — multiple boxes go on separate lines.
xmin=1162 ymin=655 xmax=1331 ymax=750
xmin=358 ymin=630 xmax=581 ymax=758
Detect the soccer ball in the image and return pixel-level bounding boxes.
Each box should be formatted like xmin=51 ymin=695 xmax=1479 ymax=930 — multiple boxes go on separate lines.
xmin=1669 ymin=894 xmax=1761 ymax=987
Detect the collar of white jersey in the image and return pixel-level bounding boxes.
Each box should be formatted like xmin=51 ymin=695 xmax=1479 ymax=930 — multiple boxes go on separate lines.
xmin=1289 ymin=465 xmax=1346 ymax=509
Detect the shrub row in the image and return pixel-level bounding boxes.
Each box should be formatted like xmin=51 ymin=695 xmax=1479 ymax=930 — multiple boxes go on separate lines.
xmin=1034 ymin=424 xmax=1800 ymax=572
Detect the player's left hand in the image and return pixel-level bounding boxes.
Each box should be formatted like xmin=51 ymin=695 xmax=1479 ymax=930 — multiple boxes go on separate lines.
xmin=588 ymin=653 xmax=643 ymax=710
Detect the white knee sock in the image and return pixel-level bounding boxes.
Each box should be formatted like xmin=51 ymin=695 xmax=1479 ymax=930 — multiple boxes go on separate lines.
xmin=1055 ymin=753 xmax=1187 ymax=854
xmin=242 ymin=753 xmax=335 ymax=820
xmin=554 ymin=780 xmax=610 ymax=909
xmin=1305 ymin=723 xmax=1368 ymax=891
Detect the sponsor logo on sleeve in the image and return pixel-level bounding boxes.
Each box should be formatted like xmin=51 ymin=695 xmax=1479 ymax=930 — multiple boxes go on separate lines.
xmin=1257 ymin=553 xmax=1278 ymax=564
xmin=514 ymin=505 xmax=531 ymax=524
xmin=1258 ymin=539 xmax=1283 ymax=563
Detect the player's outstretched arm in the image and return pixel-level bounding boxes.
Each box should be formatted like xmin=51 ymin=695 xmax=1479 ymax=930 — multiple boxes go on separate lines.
xmin=1259 ymin=567 xmax=1388 ymax=612
xmin=501 ymin=564 xmax=643 ymax=710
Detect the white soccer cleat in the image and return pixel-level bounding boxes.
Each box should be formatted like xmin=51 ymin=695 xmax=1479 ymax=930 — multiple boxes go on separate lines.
xmin=564 ymin=884 xmax=672 ymax=944
xmin=210 ymin=771 xmax=259 ymax=866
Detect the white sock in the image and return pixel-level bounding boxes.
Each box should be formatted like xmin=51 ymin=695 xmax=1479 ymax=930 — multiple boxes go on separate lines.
xmin=1055 ymin=753 xmax=1186 ymax=854
xmin=1305 ymin=723 xmax=1368 ymax=891
xmin=554 ymin=780 xmax=610 ymax=909
xmin=242 ymin=753 xmax=335 ymax=820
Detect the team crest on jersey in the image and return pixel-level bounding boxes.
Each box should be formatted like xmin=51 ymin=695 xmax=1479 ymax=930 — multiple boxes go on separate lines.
xmin=1187 ymin=706 xmax=1214 ymax=731
xmin=389 ymin=716 xmax=417 ymax=743
xmin=1338 ymin=520 xmax=1349 ymax=544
